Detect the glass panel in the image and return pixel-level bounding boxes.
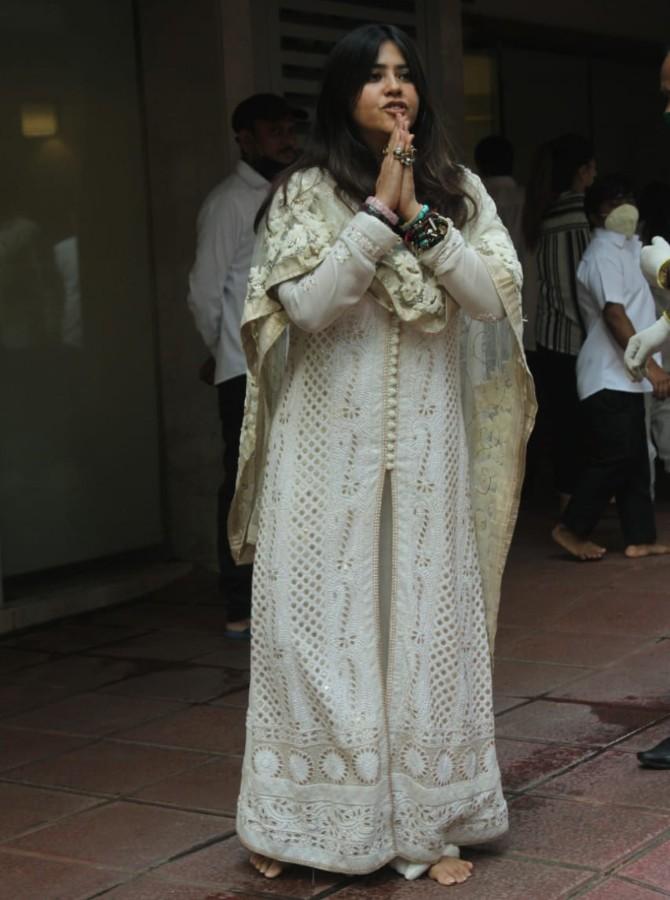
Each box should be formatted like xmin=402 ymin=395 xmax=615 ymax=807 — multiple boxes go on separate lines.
xmin=462 ymin=52 xmax=499 ymax=166
xmin=0 ymin=0 xmax=162 ymax=576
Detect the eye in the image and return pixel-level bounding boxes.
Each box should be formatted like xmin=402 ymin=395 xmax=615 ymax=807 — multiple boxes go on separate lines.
xmin=398 ymin=71 xmax=412 ymax=82
xmin=368 ymin=70 xmax=382 ymax=82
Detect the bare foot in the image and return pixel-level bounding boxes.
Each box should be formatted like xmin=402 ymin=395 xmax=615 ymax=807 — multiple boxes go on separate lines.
xmin=428 ymin=856 xmax=473 ymax=885
xmin=552 ymin=524 xmax=606 ymax=561
xmin=624 ymin=543 xmax=670 ymax=558
xmin=249 ymin=852 xmax=285 ymax=878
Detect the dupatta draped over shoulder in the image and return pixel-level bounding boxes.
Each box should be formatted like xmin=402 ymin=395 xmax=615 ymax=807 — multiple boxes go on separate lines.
xmin=229 ymin=166 xmax=535 ymax=650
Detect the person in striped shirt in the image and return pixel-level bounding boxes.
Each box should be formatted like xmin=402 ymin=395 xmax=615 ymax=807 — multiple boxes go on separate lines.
xmin=522 ymin=134 xmax=597 ymax=510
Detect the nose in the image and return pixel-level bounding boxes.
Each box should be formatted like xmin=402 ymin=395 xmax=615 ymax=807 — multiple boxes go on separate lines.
xmin=384 ymin=73 xmax=402 ymax=93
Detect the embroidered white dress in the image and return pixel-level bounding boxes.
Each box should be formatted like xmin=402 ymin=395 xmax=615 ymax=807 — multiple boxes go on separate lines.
xmin=230 ymin=168 xmax=535 ymax=874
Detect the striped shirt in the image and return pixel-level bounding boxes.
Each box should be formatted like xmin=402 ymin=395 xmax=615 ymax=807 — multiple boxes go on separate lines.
xmin=534 ymin=191 xmax=591 ymax=356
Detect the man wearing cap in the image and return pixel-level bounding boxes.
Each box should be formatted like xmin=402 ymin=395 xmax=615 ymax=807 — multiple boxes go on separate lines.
xmin=188 ymin=93 xmax=305 ymax=636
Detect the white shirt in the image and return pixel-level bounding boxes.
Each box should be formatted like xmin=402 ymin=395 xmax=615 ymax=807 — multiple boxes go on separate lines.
xmin=187 ymin=160 xmax=269 ymax=383
xmin=576 ymin=228 xmax=659 ymax=400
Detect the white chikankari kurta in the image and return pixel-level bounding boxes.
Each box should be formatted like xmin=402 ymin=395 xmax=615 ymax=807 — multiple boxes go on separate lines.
xmin=230 ymin=168 xmax=535 ymax=874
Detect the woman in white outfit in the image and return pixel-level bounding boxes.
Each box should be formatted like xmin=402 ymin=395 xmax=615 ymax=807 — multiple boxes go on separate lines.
xmin=228 ymin=23 xmax=535 ymax=887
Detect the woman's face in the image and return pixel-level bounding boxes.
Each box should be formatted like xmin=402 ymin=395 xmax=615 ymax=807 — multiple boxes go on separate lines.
xmin=351 ymin=41 xmax=419 ymax=150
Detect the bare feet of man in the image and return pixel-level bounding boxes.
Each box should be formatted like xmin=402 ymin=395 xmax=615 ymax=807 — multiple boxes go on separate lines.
xmin=249 ymin=853 xmax=285 ymax=878
xmin=552 ymin=524 xmax=606 ymax=561
xmin=428 ymin=857 xmax=474 ymax=885
xmin=624 ymin=543 xmax=670 ymax=558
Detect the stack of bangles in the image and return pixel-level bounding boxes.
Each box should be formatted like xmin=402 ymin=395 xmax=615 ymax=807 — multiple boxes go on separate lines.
xmin=362 ymin=197 xmax=450 ymax=254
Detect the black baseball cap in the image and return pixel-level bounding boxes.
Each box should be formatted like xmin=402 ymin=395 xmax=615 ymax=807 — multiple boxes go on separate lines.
xmin=231 ymin=93 xmax=308 ymax=133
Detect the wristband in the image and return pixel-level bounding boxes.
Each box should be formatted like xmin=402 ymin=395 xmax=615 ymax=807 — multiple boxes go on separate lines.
xmin=364 ymin=196 xmax=399 ymax=227
xmin=401 ymin=203 xmax=429 ymax=233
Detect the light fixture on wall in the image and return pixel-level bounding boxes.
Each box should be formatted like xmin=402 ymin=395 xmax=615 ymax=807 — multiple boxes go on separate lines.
xmin=21 ymin=102 xmax=59 ymax=138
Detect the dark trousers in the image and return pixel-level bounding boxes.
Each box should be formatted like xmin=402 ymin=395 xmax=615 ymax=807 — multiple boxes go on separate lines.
xmin=534 ymin=345 xmax=582 ymax=495
xmin=218 ymin=375 xmax=252 ymax=621
xmin=561 ymin=389 xmax=656 ymax=546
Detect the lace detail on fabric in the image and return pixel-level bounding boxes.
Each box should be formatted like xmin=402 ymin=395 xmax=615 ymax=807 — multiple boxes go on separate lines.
xmin=343 ymin=224 xmax=384 ymax=260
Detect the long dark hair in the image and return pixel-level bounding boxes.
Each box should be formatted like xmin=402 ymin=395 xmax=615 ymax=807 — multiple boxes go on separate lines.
xmin=257 ymin=24 xmax=473 ymax=229
xmin=522 ymin=133 xmax=594 ymax=249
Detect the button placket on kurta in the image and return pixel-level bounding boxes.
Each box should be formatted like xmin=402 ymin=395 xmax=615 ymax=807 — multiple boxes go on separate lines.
xmin=385 ymin=317 xmax=401 ymax=472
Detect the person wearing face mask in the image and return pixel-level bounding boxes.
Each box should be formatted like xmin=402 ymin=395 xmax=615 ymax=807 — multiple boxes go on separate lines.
xmin=552 ymin=174 xmax=670 ymax=561
xmin=187 ymin=94 xmax=306 ymax=637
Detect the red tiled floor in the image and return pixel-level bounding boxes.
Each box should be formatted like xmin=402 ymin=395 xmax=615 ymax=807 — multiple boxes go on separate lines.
xmin=617 ymin=838 xmax=670 ymax=893
xmin=497 ymin=630 xmax=649 ymax=668
xmin=8 ymin=622 xmax=150 ymax=654
xmin=576 ymin=877 xmax=667 ymax=899
xmin=505 ymin=795 xmax=670 ymax=869
xmin=615 ymin=718 xmax=670 ymax=753
xmin=210 ymin=687 xmax=249 ymax=709
xmin=192 ymin=640 xmax=251 ymax=670
xmin=0 ymin=648 xmax=50 ymax=672
xmin=531 ymin=749 xmax=670 ymax=811
xmin=13 ymin=655 xmax=142 ymax=690
xmin=0 ymin=682 xmax=79 ymax=718
xmin=0 ymin=726 xmax=89 ymax=772
xmin=132 ymin=755 xmax=242 ymax=815
xmin=98 ymin=875 xmax=262 ymax=899
xmin=0 ymin=850 xmax=125 ymax=900
xmin=492 ymin=659 xmax=590 ymax=698
xmin=94 ymin=629 xmax=226 ymax=661
xmin=331 ymin=855 xmax=594 ymax=899
xmin=549 ymin=642 xmax=670 ymax=710
xmin=116 ymin=705 xmax=246 ymax=754
xmin=100 ymin=665 xmax=248 ymax=703
xmin=550 ymin=589 xmax=670 ymax=637
xmin=155 ymin=835 xmax=342 ymax=898
xmin=0 ymin=782 xmax=101 ymax=841
xmin=496 ymin=738 xmax=594 ymax=791
xmin=4 ymin=739 xmax=210 ymax=795
xmin=6 ymin=801 xmax=234 ymax=871
xmin=2 ymin=691 xmax=185 ymax=736
xmin=495 ymin=700 xmax=660 ymax=747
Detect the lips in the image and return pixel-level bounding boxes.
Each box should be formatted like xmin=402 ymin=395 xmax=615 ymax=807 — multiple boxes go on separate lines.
xmin=383 ymin=103 xmax=407 ymax=113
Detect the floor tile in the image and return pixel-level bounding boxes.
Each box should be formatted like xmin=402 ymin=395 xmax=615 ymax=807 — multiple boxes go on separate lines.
xmin=6 ymin=801 xmax=234 ymax=871
xmin=191 ymin=640 xmax=251 ymax=670
xmin=576 ymin=877 xmax=668 ymax=899
xmin=155 ymin=835 xmax=341 ymax=898
xmin=551 ymin=589 xmax=670 ymax=637
xmin=498 ymin=631 xmax=648 ymax=668
xmin=0 ymin=682 xmax=79 ymax=718
xmin=0 ymin=726 xmax=90 ymax=772
xmin=101 ymin=665 xmax=249 ymax=703
xmin=0 ymin=648 xmax=50 ymax=673
xmin=617 ymin=837 xmax=670 ymax=892
xmin=8 ymin=622 xmax=150 ymax=654
xmin=98 ymin=875 xmax=262 ymax=899
xmin=209 ymin=687 xmax=249 ymax=709
xmin=13 ymin=655 xmax=142 ymax=690
xmin=116 ymin=705 xmax=246 ymax=754
xmin=505 ymin=795 xmax=670 ymax=869
xmin=549 ymin=642 xmax=670 ymax=710
xmin=0 ymin=850 xmax=124 ymax=900
xmin=331 ymin=855 xmax=594 ymax=899
xmin=492 ymin=659 xmax=590 ymax=698
xmin=532 ymin=749 xmax=670 ymax=811
xmin=496 ymin=738 xmax=593 ymax=791
xmin=93 ymin=630 xmax=225 ymax=661
xmin=0 ymin=782 xmax=101 ymax=841
xmin=495 ymin=700 xmax=659 ymax=747
xmin=5 ymin=740 xmax=210 ymax=795
xmin=2 ymin=692 xmax=185 ymax=736
xmin=131 ymin=755 xmax=242 ymax=814
xmin=615 ymin=718 xmax=670 ymax=753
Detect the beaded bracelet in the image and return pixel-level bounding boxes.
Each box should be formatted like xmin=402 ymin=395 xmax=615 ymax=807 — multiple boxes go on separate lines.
xmin=364 ymin=196 xmax=399 ymax=227
xmin=400 ymin=203 xmax=429 ymax=233
xmin=404 ymin=210 xmax=450 ymax=254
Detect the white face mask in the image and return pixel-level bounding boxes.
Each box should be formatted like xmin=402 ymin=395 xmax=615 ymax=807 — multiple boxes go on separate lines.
xmin=604 ymin=203 xmax=639 ymax=238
